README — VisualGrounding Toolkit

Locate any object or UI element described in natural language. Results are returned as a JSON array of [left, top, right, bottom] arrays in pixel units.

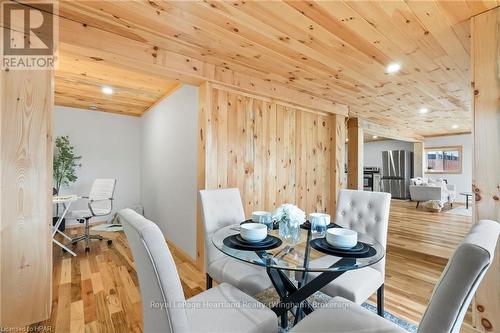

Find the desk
[[53, 195, 79, 256]]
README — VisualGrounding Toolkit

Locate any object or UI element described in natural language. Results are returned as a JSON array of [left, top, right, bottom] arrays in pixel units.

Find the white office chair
[[68, 178, 116, 252], [199, 188, 273, 296], [297, 189, 391, 316], [119, 208, 278, 333], [291, 220, 500, 333]]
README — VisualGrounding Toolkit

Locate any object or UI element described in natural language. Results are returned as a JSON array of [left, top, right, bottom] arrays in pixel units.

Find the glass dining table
[[212, 223, 385, 328]]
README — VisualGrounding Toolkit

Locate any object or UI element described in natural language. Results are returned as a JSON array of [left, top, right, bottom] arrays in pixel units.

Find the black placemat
[[300, 221, 338, 230], [241, 219, 279, 230], [310, 238, 376, 258], [223, 234, 282, 251]]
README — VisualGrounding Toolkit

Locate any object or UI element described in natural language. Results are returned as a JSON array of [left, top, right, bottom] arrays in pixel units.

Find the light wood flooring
[[31, 200, 476, 333]]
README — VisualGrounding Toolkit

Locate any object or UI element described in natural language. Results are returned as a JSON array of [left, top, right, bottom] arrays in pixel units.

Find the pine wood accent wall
[[196, 83, 345, 268], [471, 7, 500, 333], [0, 69, 53, 326], [202, 85, 343, 216]]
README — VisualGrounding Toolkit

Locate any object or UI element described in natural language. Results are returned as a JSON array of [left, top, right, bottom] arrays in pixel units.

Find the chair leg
[[377, 284, 384, 317], [206, 273, 213, 290], [70, 217, 110, 252], [84, 218, 90, 252], [416, 201, 420, 208]]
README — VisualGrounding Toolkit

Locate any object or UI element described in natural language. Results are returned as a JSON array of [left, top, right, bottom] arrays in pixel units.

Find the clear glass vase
[[279, 218, 300, 244]]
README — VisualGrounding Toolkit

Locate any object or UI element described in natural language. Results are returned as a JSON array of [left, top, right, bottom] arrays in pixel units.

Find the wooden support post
[[329, 115, 346, 213], [0, 68, 54, 326], [347, 118, 363, 190], [471, 7, 500, 333], [196, 82, 212, 271], [413, 142, 425, 178]]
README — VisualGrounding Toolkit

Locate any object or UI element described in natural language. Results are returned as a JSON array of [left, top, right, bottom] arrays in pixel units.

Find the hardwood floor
[[32, 200, 475, 333]]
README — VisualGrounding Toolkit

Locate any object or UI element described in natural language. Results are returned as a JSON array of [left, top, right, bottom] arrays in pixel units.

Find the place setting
[[310, 228, 377, 258], [224, 211, 282, 251], [222, 204, 377, 260]]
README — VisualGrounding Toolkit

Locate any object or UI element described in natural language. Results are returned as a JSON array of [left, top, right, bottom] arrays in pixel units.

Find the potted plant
[[53, 136, 81, 231]]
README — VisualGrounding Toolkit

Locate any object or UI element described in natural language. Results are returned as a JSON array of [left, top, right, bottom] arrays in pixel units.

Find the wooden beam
[[57, 16, 348, 116], [0, 68, 53, 326], [347, 118, 363, 190], [471, 7, 500, 333], [196, 82, 211, 271], [413, 142, 425, 177], [359, 119, 424, 142], [330, 115, 347, 210]]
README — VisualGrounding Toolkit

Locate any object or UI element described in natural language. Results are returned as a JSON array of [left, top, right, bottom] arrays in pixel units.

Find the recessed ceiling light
[[89, 104, 98, 110], [386, 62, 401, 74], [345, 138, 349, 143], [451, 124, 459, 129], [419, 107, 429, 114], [101, 86, 114, 95], [372, 135, 378, 139]]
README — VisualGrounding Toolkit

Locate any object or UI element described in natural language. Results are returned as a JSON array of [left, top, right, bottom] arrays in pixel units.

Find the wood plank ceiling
[[56, 51, 180, 116], [54, 0, 498, 134]]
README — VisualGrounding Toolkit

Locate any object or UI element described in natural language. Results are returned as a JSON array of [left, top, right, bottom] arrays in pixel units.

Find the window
[[425, 146, 462, 174]]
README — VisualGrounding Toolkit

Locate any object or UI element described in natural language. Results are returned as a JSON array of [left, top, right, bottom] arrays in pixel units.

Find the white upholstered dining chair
[[297, 189, 391, 315], [119, 209, 278, 333], [291, 219, 500, 333], [199, 188, 273, 295]]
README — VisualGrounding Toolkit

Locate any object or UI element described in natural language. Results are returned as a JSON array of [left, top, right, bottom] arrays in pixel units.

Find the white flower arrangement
[[272, 203, 306, 226]]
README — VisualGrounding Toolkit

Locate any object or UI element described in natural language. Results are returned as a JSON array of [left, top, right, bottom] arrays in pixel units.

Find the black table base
[[256, 240, 355, 329]]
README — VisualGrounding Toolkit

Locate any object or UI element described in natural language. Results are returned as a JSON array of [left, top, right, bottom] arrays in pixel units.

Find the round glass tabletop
[[212, 224, 385, 272]]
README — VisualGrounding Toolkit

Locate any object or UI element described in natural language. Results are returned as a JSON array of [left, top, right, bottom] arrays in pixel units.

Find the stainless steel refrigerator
[[381, 150, 413, 199]]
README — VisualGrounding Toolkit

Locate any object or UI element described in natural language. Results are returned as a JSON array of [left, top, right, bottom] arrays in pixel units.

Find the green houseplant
[[53, 136, 81, 230], [54, 136, 81, 195]]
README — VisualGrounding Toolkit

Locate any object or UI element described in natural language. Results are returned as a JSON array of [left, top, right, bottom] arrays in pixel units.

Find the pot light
[[419, 107, 429, 114], [386, 62, 401, 74], [345, 138, 349, 143], [89, 104, 98, 110], [372, 135, 378, 139], [451, 124, 459, 129], [102, 86, 114, 95]]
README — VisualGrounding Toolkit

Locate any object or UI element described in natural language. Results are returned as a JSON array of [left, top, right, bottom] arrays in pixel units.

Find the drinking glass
[[311, 216, 327, 238], [288, 221, 301, 244], [258, 214, 273, 231]]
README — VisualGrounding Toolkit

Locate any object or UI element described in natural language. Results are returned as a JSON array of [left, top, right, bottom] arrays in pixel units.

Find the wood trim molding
[[423, 131, 472, 138], [471, 7, 500, 332], [359, 119, 424, 142]]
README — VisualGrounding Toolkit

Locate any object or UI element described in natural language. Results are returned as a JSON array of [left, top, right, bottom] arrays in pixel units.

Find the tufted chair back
[[335, 189, 391, 276], [120, 209, 189, 333], [199, 188, 246, 268]]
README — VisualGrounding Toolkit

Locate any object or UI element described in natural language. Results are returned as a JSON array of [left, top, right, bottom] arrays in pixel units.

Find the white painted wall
[[364, 139, 414, 169], [54, 106, 142, 225], [424, 134, 472, 202], [141, 85, 199, 259]]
